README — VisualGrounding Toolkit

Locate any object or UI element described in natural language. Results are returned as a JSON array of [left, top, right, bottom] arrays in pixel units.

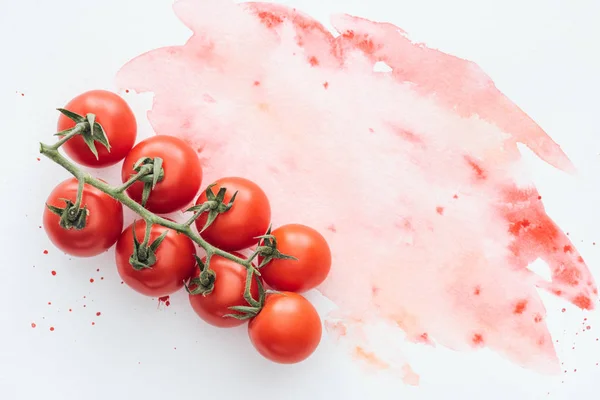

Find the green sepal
[[197, 184, 239, 233], [131, 157, 164, 206], [184, 256, 217, 296], [54, 127, 74, 137], [57, 108, 85, 123], [128, 220, 166, 271], [45, 199, 88, 230]]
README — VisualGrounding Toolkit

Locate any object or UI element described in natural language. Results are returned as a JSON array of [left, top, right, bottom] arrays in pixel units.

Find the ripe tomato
[[188, 254, 260, 328], [248, 292, 322, 364], [115, 220, 197, 297], [194, 177, 270, 251], [121, 135, 203, 214], [43, 177, 123, 257], [57, 90, 137, 168], [260, 224, 331, 292]]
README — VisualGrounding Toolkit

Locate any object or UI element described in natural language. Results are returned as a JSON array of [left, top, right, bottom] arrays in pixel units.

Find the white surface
[[1, 0, 599, 399]]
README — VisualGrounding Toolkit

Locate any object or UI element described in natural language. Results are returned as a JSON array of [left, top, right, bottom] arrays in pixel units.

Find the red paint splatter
[[43, 250, 48, 255], [47, 302, 51, 305], [92, 322, 95, 326], [158, 296, 171, 307], [323, 81, 329, 89], [96, 312, 101, 316], [116, 0, 597, 379], [49, 327, 54, 332], [586, 326, 591, 330], [51, 270, 56, 276], [89, 278, 94, 283], [36, 157, 40, 161], [562, 308, 566, 313], [435, 207, 444, 215], [69, 309, 72, 312], [31, 323, 36, 328]]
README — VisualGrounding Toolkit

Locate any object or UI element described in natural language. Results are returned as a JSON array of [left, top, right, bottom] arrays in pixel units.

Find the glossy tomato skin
[[194, 177, 270, 251], [121, 135, 203, 214], [43, 177, 123, 257], [260, 224, 331, 293], [248, 292, 322, 364], [189, 254, 260, 328], [57, 90, 137, 168], [115, 220, 197, 297]]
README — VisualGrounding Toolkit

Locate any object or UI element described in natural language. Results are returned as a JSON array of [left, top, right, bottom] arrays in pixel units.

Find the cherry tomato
[[188, 254, 260, 328], [248, 292, 322, 364], [260, 224, 331, 292], [57, 90, 137, 168], [43, 177, 123, 257], [115, 220, 197, 297], [194, 177, 270, 251], [121, 135, 203, 214]]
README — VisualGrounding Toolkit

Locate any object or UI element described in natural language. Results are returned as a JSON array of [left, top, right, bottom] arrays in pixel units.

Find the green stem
[[51, 124, 86, 150], [141, 219, 153, 248], [73, 177, 85, 209], [184, 203, 210, 226], [115, 166, 152, 193]]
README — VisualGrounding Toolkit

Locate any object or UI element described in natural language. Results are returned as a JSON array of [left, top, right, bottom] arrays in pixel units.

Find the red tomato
[[188, 254, 260, 328], [57, 90, 137, 168], [121, 135, 203, 214], [194, 177, 271, 251], [115, 220, 197, 297], [260, 224, 331, 292], [43, 177, 123, 257], [248, 292, 322, 364]]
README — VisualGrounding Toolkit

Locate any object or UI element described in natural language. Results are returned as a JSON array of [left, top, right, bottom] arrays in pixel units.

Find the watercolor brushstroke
[[116, 0, 597, 380]]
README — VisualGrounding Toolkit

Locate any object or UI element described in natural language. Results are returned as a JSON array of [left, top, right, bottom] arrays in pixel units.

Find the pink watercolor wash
[[116, 0, 597, 383]]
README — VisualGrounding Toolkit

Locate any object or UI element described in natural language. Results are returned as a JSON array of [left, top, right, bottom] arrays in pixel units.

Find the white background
[[1, 0, 599, 399]]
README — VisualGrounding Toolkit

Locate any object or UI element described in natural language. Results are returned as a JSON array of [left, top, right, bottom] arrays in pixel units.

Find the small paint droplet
[[573, 369, 577, 372], [69, 309, 72, 312], [92, 322, 95, 326], [586, 326, 591, 330], [83, 305, 86, 308], [96, 269, 100, 272], [36, 157, 40, 161], [121, 281, 124, 284], [323, 82, 329, 89], [96, 312, 101, 316], [101, 277, 104, 280], [561, 308, 566, 313], [90, 278, 94, 283], [253, 81, 260, 86], [31, 323, 36, 328], [51, 270, 56, 276], [158, 296, 170, 307], [43, 250, 48, 255], [47, 302, 51, 305], [436, 206, 444, 215], [49, 327, 55, 332], [125, 89, 130, 93]]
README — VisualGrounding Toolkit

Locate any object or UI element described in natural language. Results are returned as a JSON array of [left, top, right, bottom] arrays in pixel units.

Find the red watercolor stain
[[116, 0, 597, 380], [49, 327, 54, 332], [31, 323, 36, 328], [51, 270, 56, 276], [43, 250, 48, 255]]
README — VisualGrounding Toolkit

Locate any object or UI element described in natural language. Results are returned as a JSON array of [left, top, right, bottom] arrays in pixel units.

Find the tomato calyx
[[55, 108, 111, 160], [185, 254, 217, 296], [128, 220, 169, 270], [186, 183, 238, 232], [46, 198, 89, 230], [254, 226, 298, 268], [130, 157, 165, 207]]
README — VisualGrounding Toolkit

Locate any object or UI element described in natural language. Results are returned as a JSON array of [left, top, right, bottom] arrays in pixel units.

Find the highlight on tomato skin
[[248, 292, 322, 364], [188, 254, 260, 328], [57, 90, 137, 168], [121, 135, 203, 214], [259, 223, 332, 293], [115, 220, 197, 297], [194, 176, 271, 251], [43, 177, 124, 257]]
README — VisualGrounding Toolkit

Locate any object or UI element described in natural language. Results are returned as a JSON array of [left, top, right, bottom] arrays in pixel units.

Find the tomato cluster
[[41, 90, 332, 364]]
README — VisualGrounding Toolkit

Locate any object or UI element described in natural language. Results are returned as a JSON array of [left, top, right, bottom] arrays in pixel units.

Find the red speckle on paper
[[89, 278, 94, 283], [49, 327, 54, 332], [36, 157, 40, 161], [92, 322, 95, 326], [101, 277, 104, 280], [562, 308, 566, 313], [158, 296, 171, 307], [96, 269, 100, 272], [116, 0, 598, 381], [96, 312, 101, 316], [47, 302, 51, 305], [69, 309, 72, 312], [586, 326, 591, 330], [43, 250, 48, 255], [51, 270, 56, 276], [31, 323, 36, 328]]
